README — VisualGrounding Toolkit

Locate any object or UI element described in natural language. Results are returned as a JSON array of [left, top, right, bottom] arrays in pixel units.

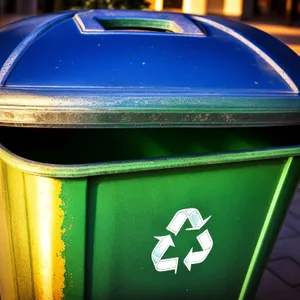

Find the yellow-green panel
[[0, 164, 87, 300]]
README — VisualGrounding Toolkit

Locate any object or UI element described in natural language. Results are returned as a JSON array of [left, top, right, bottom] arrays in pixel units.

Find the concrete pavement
[[256, 187, 300, 299]]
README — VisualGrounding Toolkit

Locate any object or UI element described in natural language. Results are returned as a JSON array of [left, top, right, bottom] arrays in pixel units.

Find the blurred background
[[1, 0, 300, 55], [0, 0, 300, 24]]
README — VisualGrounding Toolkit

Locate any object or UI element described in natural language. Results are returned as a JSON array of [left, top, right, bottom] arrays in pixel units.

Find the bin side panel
[[0, 163, 87, 300], [85, 158, 294, 299], [0, 161, 17, 300], [1, 164, 35, 300]]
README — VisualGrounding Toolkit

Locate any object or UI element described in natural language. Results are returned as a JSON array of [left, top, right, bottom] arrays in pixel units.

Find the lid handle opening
[[97, 18, 182, 33], [74, 10, 205, 36]]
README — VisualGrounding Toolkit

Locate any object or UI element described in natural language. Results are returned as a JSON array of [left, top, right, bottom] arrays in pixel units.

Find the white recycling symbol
[[151, 208, 213, 274]]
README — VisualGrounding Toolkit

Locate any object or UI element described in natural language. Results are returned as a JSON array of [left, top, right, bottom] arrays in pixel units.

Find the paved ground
[[0, 13, 300, 300], [256, 188, 300, 300]]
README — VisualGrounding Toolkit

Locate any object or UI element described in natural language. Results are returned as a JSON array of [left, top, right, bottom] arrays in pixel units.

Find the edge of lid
[[1, 88, 300, 128]]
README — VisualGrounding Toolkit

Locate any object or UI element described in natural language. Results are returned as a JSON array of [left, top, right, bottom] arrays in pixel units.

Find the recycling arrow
[[166, 208, 211, 236], [151, 235, 179, 274], [184, 229, 213, 271], [151, 208, 213, 273]]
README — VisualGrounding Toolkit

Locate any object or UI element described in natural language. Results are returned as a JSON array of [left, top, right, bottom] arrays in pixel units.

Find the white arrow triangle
[[151, 235, 179, 274], [166, 208, 211, 236], [184, 229, 213, 271]]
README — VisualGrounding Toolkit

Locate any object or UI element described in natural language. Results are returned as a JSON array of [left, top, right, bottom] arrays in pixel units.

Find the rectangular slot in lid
[[74, 10, 205, 35]]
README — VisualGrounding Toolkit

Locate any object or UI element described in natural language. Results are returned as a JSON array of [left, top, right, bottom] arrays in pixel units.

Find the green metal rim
[[1, 111, 300, 128], [1, 142, 300, 178], [1, 89, 300, 127]]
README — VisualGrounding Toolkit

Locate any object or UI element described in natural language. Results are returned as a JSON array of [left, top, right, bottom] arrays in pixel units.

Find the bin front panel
[[81, 158, 293, 300]]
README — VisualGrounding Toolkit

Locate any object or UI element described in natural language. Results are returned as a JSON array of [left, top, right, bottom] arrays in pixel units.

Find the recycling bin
[[1, 9, 300, 300]]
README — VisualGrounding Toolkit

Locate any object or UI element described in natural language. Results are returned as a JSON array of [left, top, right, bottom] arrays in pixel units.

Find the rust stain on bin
[[25, 176, 66, 300]]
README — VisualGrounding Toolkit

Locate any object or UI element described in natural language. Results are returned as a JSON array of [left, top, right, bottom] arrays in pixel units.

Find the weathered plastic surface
[[1, 127, 300, 300], [1, 10, 300, 127]]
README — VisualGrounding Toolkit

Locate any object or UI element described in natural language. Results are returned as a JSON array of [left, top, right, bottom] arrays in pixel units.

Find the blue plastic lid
[[0, 10, 300, 127]]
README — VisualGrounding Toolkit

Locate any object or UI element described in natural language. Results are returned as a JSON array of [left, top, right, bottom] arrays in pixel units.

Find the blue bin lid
[[0, 10, 300, 127]]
